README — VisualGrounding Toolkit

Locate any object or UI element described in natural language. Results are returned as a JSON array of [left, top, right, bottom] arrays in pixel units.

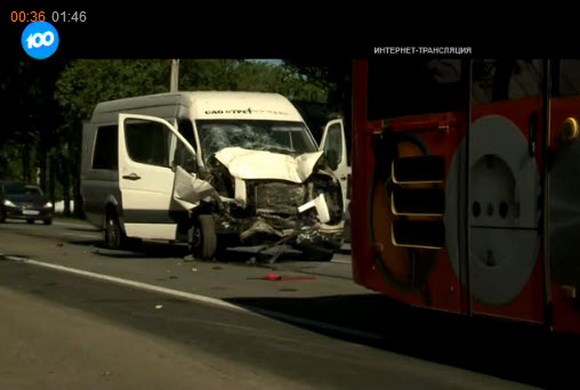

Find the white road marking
[[4, 255, 242, 311], [2, 254, 383, 342]]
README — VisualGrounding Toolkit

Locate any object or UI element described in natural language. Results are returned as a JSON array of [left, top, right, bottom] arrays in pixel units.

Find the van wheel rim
[[190, 227, 201, 249], [106, 218, 119, 248]]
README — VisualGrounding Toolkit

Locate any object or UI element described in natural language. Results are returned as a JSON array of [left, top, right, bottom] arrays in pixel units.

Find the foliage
[[54, 59, 328, 124], [0, 59, 66, 182], [282, 59, 351, 115], [55, 59, 171, 123]]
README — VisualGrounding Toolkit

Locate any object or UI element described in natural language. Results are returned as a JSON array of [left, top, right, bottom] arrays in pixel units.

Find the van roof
[[92, 91, 305, 122]]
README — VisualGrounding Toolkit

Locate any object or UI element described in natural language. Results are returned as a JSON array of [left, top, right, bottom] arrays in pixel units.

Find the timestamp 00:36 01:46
[[9, 10, 87, 23]]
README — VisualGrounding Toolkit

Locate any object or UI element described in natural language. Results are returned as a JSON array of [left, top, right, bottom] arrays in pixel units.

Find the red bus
[[350, 58, 580, 335]]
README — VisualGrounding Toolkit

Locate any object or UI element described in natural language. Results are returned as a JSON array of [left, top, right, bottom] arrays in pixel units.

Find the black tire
[[0, 211, 5, 223], [104, 212, 125, 249], [26, 219, 35, 224], [190, 214, 217, 260], [43, 218, 53, 225], [302, 244, 335, 262]]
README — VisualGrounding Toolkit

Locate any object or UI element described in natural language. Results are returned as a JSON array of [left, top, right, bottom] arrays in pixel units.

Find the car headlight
[[44, 202, 53, 208], [3, 199, 15, 207]]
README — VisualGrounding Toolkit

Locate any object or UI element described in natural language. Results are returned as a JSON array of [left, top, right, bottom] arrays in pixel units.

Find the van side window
[[92, 125, 118, 169], [125, 120, 175, 168]]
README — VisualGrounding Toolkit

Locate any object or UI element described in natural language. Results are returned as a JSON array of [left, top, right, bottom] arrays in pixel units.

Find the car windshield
[[4, 183, 42, 195], [196, 120, 318, 162]]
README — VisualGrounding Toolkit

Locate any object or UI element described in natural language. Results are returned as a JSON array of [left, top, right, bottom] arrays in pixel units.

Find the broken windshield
[[196, 120, 317, 162]]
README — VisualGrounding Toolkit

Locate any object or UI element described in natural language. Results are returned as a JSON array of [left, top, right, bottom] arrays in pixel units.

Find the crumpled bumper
[[235, 215, 344, 251]]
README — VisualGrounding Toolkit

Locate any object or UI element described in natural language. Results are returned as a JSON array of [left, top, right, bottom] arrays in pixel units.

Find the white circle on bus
[[444, 115, 540, 305]]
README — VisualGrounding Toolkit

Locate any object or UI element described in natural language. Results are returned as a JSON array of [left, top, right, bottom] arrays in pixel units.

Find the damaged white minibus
[[80, 91, 348, 260]]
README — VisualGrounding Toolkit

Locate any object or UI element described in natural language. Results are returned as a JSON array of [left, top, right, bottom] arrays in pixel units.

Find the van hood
[[213, 147, 324, 183]]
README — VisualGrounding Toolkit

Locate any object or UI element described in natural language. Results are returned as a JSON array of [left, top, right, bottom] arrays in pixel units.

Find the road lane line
[[3, 255, 385, 342], [4, 255, 243, 311]]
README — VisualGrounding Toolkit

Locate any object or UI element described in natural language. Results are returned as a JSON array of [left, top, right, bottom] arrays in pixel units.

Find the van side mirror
[[183, 154, 197, 173]]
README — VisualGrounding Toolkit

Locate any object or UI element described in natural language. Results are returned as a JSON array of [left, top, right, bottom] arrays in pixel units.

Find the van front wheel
[[189, 214, 217, 260]]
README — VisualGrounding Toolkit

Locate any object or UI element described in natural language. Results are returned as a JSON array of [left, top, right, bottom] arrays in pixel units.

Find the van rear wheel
[[104, 213, 125, 249]]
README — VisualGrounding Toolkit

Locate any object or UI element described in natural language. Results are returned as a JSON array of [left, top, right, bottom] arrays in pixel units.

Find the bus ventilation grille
[[390, 155, 445, 249]]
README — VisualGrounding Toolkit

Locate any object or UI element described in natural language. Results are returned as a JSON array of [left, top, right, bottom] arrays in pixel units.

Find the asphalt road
[[0, 219, 572, 388]]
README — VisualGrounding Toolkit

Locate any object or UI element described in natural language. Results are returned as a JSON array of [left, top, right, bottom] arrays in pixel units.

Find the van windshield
[[196, 120, 317, 161]]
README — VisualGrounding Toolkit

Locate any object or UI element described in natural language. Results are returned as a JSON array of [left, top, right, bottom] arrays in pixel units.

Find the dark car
[[0, 181, 53, 225]]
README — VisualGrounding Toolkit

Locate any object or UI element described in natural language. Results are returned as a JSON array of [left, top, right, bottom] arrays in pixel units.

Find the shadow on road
[[225, 294, 573, 389], [66, 239, 329, 264]]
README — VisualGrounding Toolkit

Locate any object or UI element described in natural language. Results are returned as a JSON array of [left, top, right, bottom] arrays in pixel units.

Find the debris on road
[[249, 272, 318, 282], [155, 304, 163, 309], [183, 254, 195, 262]]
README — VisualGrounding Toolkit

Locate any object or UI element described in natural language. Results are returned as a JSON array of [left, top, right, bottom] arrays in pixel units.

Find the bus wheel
[[189, 214, 217, 260], [104, 212, 125, 249]]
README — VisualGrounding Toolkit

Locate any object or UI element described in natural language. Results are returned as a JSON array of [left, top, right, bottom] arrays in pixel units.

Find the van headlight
[[3, 199, 15, 207], [44, 201, 53, 208]]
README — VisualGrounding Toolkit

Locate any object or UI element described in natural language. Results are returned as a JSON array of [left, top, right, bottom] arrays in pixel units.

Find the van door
[[320, 119, 350, 210], [118, 113, 196, 240]]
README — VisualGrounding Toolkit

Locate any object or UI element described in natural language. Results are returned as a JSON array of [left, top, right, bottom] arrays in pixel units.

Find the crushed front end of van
[[173, 146, 345, 261]]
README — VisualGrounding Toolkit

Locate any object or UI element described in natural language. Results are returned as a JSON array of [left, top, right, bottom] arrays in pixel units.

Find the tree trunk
[[62, 157, 71, 216], [22, 145, 30, 182], [49, 154, 56, 210], [38, 145, 47, 189], [73, 162, 84, 219], [72, 123, 84, 219]]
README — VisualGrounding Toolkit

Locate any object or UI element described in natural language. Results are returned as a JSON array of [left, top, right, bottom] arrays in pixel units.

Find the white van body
[[81, 91, 348, 260]]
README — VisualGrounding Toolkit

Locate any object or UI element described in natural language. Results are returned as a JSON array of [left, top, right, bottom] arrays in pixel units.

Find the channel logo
[[21, 21, 60, 60]]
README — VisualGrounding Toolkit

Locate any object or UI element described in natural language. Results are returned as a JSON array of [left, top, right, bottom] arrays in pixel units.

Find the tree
[[55, 59, 329, 125], [0, 59, 66, 190], [282, 59, 352, 147], [283, 59, 352, 114]]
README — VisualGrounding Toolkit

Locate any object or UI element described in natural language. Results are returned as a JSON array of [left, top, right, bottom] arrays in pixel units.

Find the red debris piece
[[264, 272, 316, 281], [266, 272, 282, 281]]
